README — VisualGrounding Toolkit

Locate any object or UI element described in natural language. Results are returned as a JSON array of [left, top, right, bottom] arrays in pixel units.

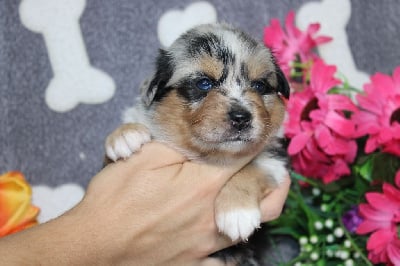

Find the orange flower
[[0, 171, 39, 236]]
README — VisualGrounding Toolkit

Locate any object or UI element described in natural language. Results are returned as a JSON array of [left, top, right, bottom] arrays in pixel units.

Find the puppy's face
[[143, 24, 289, 162]]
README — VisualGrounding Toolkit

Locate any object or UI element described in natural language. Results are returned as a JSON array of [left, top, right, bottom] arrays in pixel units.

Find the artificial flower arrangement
[[0, 171, 39, 237], [263, 11, 400, 266]]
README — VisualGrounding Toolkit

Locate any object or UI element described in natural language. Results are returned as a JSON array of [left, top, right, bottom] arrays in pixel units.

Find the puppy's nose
[[228, 108, 252, 131]]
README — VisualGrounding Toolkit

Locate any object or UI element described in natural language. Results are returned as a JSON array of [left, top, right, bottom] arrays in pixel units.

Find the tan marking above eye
[[247, 49, 276, 81], [197, 55, 224, 80]]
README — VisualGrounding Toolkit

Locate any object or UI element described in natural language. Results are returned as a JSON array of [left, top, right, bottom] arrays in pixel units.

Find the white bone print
[[32, 184, 84, 223], [158, 1, 217, 48], [297, 0, 369, 90], [19, 0, 116, 112]]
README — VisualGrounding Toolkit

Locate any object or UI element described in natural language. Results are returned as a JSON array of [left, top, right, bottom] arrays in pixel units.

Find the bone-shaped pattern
[[32, 184, 84, 223], [19, 0, 116, 112], [297, 0, 369, 90], [19, 0, 86, 32], [157, 1, 217, 47]]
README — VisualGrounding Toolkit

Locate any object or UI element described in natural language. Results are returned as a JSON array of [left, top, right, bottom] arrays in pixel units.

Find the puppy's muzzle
[[228, 107, 252, 131]]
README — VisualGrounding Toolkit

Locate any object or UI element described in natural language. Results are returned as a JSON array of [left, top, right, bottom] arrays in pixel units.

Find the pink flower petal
[[314, 36, 333, 44], [367, 228, 394, 250], [357, 220, 388, 234], [326, 94, 358, 112], [355, 67, 400, 155], [366, 193, 399, 212], [284, 11, 298, 39], [323, 111, 355, 138], [287, 131, 311, 155], [387, 240, 400, 265], [370, 73, 396, 98], [359, 203, 392, 222], [365, 137, 379, 153], [310, 60, 341, 93], [306, 23, 320, 35], [383, 141, 400, 157], [396, 170, 400, 188], [322, 171, 337, 184], [324, 136, 354, 156], [264, 19, 284, 48], [344, 140, 358, 162], [357, 93, 384, 114], [393, 66, 400, 85], [383, 183, 400, 203], [314, 124, 332, 150], [306, 138, 330, 162], [353, 110, 380, 136], [333, 158, 351, 175], [378, 129, 393, 143]]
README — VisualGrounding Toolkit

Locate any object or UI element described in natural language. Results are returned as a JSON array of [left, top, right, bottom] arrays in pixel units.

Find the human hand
[[260, 175, 291, 222], [0, 142, 290, 266], [69, 142, 256, 266], [71, 142, 291, 266]]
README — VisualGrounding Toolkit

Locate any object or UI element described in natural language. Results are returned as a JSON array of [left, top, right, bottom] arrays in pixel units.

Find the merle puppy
[[105, 23, 290, 265]]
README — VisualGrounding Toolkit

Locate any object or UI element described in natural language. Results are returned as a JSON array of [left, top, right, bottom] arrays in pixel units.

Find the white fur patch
[[158, 1, 217, 47], [276, 124, 286, 138], [122, 101, 148, 124], [216, 208, 261, 241], [254, 155, 287, 184], [106, 129, 151, 161], [19, 0, 116, 112]]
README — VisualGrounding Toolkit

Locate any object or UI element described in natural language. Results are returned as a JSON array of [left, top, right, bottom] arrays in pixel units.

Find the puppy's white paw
[[216, 208, 261, 241], [105, 123, 151, 161]]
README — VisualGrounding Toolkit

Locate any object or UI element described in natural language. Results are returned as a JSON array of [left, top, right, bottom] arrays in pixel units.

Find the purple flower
[[342, 206, 363, 233]]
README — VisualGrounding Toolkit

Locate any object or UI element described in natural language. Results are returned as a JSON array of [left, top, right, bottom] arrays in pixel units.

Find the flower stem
[[291, 171, 319, 187], [338, 216, 373, 266]]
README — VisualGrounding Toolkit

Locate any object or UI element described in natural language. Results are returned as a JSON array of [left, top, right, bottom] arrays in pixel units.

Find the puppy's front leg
[[215, 164, 275, 241], [105, 123, 151, 162]]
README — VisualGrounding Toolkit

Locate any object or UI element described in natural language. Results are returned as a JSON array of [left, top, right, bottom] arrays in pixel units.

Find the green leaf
[[354, 174, 369, 195], [370, 153, 400, 183], [353, 155, 373, 181]]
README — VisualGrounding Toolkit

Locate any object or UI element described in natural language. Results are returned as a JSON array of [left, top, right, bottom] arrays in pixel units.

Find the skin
[[0, 142, 290, 266]]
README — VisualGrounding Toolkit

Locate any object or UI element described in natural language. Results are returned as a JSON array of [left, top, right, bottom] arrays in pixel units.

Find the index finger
[[260, 175, 291, 222], [124, 142, 187, 170]]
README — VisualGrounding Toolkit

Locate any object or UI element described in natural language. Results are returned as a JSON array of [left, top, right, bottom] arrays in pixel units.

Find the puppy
[[105, 23, 290, 264]]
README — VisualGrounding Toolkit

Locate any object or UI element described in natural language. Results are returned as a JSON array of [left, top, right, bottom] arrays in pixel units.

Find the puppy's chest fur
[[106, 23, 290, 266]]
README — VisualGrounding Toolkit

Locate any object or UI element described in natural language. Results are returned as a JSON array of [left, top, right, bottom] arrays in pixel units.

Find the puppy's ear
[[141, 49, 174, 106], [275, 66, 290, 99], [140, 77, 155, 106]]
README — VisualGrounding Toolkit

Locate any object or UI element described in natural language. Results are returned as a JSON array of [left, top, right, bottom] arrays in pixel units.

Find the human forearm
[[0, 208, 115, 266]]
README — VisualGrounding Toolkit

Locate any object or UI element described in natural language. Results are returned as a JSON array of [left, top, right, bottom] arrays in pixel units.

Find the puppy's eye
[[251, 80, 273, 94], [196, 78, 213, 91]]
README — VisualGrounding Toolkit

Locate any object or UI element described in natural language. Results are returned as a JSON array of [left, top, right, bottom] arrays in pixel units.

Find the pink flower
[[365, 228, 400, 266], [264, 11, 332, 77], [285, 60, 358, 183], [353, 66, 400, 156], [356, 170, 400, 265]]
